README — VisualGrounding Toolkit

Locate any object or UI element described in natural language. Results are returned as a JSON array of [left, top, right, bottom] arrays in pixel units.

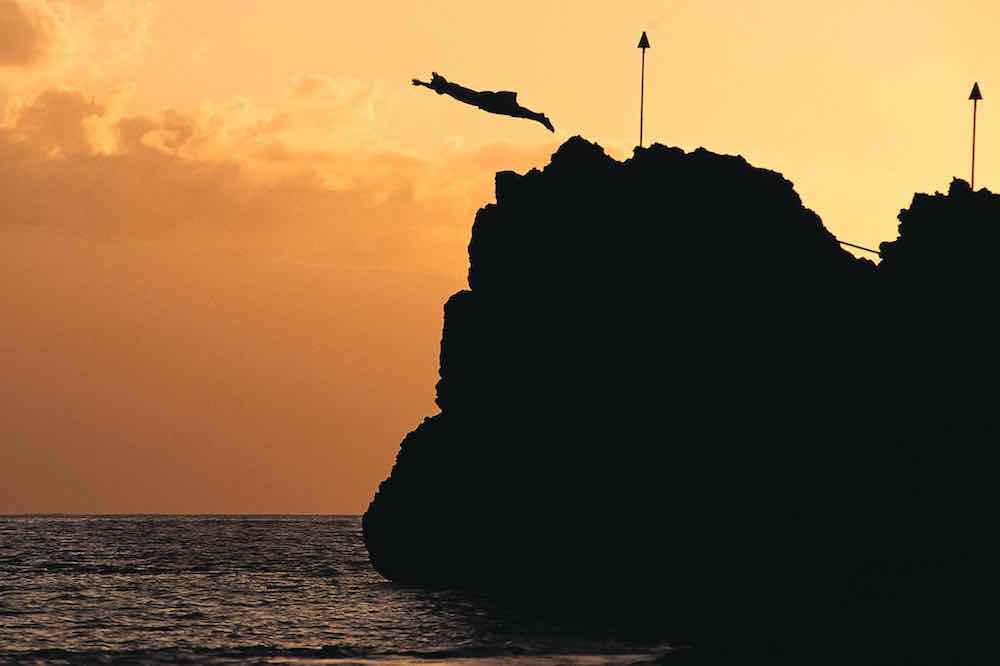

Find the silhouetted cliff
[[363, 138, 997, 662]]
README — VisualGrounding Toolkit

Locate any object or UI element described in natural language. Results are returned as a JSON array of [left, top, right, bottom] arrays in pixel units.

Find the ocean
[[0, 516, 671, 664]]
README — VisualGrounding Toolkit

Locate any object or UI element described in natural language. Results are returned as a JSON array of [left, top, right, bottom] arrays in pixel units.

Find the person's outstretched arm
[[413, 72, 450, 92]]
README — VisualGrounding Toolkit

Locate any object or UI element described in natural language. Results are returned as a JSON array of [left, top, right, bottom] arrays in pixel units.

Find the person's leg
[[523, 109, 555, 132]]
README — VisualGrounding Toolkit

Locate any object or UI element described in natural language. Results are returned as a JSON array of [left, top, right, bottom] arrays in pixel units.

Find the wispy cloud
[[0, 0, 71, 67]]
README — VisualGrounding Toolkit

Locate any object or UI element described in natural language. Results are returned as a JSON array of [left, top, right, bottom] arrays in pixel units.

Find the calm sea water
[[0, 516, 671, 665]]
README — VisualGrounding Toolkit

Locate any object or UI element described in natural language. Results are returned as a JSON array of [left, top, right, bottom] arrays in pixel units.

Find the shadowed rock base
[[364, 137, 997, 664]]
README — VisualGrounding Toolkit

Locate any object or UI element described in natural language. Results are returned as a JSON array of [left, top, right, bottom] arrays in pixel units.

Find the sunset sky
[[1, 0, 995, 513]]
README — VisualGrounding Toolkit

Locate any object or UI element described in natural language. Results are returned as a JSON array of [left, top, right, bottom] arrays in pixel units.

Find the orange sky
[[1, 0, 996, 512]]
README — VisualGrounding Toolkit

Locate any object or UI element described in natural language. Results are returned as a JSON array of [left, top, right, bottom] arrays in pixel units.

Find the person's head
[[431, 72, 445, 86]]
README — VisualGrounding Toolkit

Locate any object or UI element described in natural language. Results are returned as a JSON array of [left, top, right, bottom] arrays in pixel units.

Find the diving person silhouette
[[412, 72, 555, 132]]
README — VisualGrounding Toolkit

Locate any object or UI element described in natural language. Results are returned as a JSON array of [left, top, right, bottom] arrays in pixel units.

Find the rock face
[[363, 138, 997, 655]]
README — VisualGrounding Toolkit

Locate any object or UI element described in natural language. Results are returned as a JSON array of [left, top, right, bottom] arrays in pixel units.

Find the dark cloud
[[0, 0, 64, 67]]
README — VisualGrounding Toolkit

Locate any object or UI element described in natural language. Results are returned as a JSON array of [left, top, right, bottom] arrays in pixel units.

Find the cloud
[[0, 81, 555, 276], [0, 44, 556, 515], [0, 0, 155, 99], [2, 86, 104, 155], [0, 0, 69, 67]]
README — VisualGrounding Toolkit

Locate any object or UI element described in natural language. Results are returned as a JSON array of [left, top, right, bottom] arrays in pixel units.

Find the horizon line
[[0, 513, 363, 517]]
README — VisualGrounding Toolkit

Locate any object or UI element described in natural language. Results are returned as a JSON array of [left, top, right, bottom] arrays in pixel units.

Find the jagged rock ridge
[[362, 137, 997, 660]]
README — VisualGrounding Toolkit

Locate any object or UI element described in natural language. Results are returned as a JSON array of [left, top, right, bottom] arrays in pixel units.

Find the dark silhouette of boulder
[[363, 138, 997, 662]]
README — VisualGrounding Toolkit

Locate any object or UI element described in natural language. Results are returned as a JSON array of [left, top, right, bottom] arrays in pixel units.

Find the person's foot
[[539, 114, 555, 132]]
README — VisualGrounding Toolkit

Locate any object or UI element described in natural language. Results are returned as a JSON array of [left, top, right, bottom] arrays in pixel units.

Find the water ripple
[[0, 516, 669, 664]]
